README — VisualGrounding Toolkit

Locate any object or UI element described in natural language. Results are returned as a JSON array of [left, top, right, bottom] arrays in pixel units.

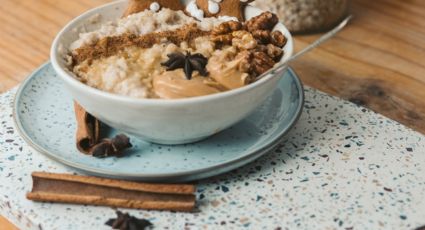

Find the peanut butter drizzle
[[72, 23, 210, 65], [152, 48, 252, 99], [153, 70, 222, 99], [207, 49, 251, 90]]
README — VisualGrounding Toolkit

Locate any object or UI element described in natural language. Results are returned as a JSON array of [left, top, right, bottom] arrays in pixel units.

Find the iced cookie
[[123, 0, 185, 17], [195, 0, 254, 21]]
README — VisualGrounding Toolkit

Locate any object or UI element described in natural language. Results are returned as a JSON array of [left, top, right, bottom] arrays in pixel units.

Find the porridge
[[67, 2, 287, 99]]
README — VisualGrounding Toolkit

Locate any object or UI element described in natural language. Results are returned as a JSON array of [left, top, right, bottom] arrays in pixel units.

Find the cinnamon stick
[[74, 103, 132, 157], [74, 102, 100, 154], [26, 172, 196, 212]]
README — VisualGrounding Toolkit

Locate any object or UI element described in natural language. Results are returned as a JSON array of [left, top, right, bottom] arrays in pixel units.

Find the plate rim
[[13, 62, 304, 180]]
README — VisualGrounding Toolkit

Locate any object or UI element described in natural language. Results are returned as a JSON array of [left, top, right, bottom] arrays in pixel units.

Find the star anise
[[161, 52, 208, 80], [105, 211, 153, 230], [90, 134, 132, 158]]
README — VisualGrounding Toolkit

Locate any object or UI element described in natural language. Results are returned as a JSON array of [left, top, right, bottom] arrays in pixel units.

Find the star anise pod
[[161, 51, 208, 80], [105, 211, 153, 230], [90, 134, 132, 158]]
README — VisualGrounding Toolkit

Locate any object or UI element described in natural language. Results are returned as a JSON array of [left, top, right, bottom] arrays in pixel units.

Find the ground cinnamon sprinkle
[[72, 23, 210, 65]]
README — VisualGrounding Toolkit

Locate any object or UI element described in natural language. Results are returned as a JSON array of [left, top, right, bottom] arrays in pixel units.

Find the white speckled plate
[[13, 62, 304, 182]]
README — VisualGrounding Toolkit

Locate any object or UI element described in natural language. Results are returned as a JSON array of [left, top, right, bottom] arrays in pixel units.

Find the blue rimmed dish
[[14, 62, 303, 182]]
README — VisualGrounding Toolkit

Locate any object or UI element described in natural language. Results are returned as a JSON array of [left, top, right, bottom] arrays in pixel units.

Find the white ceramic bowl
[[51, 0, 294, 144]]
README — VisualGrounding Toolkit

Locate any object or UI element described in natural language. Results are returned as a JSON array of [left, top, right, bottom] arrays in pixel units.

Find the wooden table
[[0, 0, 424, 228]]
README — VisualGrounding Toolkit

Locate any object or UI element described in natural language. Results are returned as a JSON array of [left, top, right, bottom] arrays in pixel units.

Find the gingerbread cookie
[[123, 0, 185, 17], [195, 0, 254, 21]]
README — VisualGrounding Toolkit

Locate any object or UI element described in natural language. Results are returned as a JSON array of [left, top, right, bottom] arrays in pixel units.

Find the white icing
[[186, 0, 204, 20], [208, 0, 220, 14], [218, 15, 239, 22], [149, 2, 160, 12], [240, 0, 249, 2]]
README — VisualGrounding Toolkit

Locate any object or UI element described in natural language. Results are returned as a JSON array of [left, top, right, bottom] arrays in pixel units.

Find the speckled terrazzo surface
[[1, 84, 425, 229]]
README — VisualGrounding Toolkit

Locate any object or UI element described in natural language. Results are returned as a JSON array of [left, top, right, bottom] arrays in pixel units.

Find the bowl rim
[[50, 0, 294, 106]]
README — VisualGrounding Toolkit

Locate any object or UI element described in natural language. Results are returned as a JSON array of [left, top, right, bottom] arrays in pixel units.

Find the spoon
[[255, 15, 353, 81]]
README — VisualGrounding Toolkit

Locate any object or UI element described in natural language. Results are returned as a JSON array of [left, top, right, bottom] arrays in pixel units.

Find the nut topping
[[270, 30, 287, 48], [252, 51, 275, 75], [212, 21, 243, 35], [232, 30, 258, 50], [235, 51, 254, 73], [252, 30, 271, 44], [265, 44, 284, 61], [211, 34, 233, 46], [246, 12, 279, 32]]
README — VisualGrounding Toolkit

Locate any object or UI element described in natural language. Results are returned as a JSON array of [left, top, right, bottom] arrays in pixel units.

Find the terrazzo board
[[1, 85, 425, 229]]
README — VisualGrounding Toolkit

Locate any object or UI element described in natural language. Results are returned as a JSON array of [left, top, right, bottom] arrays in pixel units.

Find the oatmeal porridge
[[67, 4, 287, 99]]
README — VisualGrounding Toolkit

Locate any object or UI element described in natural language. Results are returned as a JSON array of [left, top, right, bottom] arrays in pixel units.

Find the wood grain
[[0, 216, 18, 230], [0, 0, 424, 227], [292, 0, 425, 132], [0, 0, 113, 92], [0, 1, 113, 229], [1, 0, 425, 133]]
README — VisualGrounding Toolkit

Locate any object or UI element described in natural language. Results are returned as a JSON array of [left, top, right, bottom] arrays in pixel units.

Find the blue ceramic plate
[[14, 62, 304, 182]]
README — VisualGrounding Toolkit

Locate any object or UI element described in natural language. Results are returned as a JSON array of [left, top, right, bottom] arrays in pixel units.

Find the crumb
[[88, 13, 102, 24]]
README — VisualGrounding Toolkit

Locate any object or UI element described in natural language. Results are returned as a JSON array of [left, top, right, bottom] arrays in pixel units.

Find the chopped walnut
[[255, 45, 268, 54], [212, 21, 243, 35], [235, 51, 253, 73], [228, 21, 244, 31], [211, 34, 233, 46], [209, 13, 286, 78], [252, 51, 275, 75], [232, 30, 257, 50], [252, 30, 271, 44], [270, 31, 287, 48], [246, 12, 279, 32], [266, 44, 284, 61], [254, 44, 282, 62]]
